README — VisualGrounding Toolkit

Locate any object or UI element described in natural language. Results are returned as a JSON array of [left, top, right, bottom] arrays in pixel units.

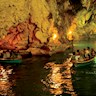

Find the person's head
[[87, 47, 90, 50], [77, 50, 80, 52], [73, 52, 75, 55], [83, 48, 86, 51]]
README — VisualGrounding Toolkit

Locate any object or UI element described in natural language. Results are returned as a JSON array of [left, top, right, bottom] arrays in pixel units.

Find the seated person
[[3, 50, 11, 59], [75, 50, 81, 62], [11, 50, 22, 59], [71, 50, 84, 62], [91, 48, 96, 57], [76, 50, 80, 55], [78, 56, 84, 62], [80, 49, 85, 58], [0, 50, 3, 58], [83, 47, 91, 60]]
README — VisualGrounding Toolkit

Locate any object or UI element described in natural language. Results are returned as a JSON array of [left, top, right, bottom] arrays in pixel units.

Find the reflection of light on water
[[0, 66, 15, 96], [0, 80, 15, 96], [42, 62, 77, 96], [49, 66, 64, 95]]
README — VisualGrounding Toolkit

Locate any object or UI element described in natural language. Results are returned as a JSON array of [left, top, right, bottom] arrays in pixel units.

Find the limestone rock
[[0, 0, 95, 55], [26, 48, 49, 55], [30, 0, 50, 33], [35, 30, 48, 43]]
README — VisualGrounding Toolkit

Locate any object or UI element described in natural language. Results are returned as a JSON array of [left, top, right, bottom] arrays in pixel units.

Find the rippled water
[[0, 40, 96, 96], [72, 67, 96, 96]]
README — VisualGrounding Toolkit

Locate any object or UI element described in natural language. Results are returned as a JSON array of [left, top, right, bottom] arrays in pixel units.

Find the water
[[72, 67, 96, 96], [0, 40, 96, 96], [73, 40, 96, 50]]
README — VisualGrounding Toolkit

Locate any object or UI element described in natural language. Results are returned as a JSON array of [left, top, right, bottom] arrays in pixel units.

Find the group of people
[[0, 50, 22, 59], [71, 47, 96, 62]]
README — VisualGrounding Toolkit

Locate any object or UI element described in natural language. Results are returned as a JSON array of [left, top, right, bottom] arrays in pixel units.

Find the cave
[[0, 0, 95, 56]]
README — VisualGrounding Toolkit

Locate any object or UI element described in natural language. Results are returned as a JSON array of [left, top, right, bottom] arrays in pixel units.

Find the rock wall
[[69, 0, 96, 40], [0, 0, 96, 55]]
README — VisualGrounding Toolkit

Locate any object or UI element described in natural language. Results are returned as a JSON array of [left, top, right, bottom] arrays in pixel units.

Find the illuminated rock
[[0, 0, 96, 55]]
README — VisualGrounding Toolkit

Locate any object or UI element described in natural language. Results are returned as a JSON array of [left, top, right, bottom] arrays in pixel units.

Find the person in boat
[[75, 50, 81, 61], [76, 50, 80, 55], [80, 49, 84, 56], [84, 47, 91, 60], [0, 50, 3, 58], [71, 50, 84, 62], [3, 50, 11, 59], [91, 48, 96, 57], [11, 50, 22, 59], [71, 52, 76, 62], [71, 52, 78, 62], [14, 50, 22, 59], [10, 50, 16, 59], [76, 50, 85, 62]]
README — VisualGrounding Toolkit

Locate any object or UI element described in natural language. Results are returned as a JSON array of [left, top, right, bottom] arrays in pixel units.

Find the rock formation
[[0, 0, 96, 55]]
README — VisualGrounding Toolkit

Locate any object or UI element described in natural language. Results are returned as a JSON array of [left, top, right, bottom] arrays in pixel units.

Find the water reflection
[[0, 80, 14, 96], [0, 65, 14, 96], [42, 59, 77, 96]]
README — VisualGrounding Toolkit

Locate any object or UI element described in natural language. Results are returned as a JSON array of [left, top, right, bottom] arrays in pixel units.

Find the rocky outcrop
[[70, 0, 96, 40], [0, 0, 96, 55]]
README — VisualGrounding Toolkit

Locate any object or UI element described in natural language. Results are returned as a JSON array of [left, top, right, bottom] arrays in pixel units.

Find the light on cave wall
[[48, 19, 60, 44], [50, 27, 60, 44], [52, 33, 57, 40], [67, 31, 73, 41], [52, 32, 60, 44]]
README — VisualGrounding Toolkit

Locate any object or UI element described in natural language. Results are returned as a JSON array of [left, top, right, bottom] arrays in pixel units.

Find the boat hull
[[74, 57, 96, 68], [0, 59, 22, 64]]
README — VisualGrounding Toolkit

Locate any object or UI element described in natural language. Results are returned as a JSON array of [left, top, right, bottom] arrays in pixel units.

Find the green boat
[[0, 59, 22, 64], [74, 56, 96, 68]]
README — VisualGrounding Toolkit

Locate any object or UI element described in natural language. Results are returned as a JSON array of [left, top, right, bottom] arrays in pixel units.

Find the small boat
[[73, 56, 96, 68], [0, 59, 22, 64]]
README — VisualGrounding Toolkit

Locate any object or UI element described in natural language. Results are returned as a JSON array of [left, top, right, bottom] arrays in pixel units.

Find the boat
[[0, 59, 22, 64], [73, 56, 96, 68]]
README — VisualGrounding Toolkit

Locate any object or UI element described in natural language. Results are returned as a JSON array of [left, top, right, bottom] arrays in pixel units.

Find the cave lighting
[[52, 33, 57, 40], [67, 31, 73, 41]]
